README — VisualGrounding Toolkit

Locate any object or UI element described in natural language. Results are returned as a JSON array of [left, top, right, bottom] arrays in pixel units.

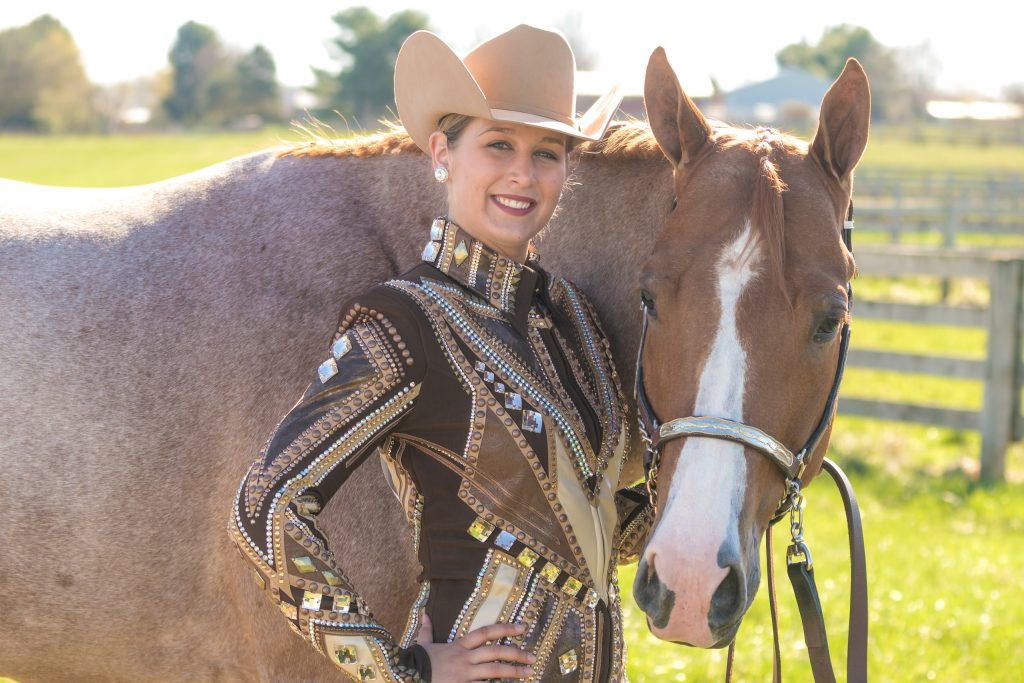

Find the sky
[[2, 1, 1017, 99]]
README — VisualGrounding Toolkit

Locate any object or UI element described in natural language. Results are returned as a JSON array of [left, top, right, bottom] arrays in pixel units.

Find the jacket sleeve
[[228, 291, 431, 682], [614, 484, 654, 565]]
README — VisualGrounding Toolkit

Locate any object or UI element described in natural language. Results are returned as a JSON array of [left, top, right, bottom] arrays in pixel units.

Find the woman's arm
[[228, 294, 430, 682]]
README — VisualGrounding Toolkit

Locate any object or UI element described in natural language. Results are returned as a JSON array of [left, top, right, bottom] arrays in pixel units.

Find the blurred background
[[1, 1, 1022, 681]]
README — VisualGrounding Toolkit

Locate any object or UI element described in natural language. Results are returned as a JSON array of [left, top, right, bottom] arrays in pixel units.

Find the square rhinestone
[[495, 530, 516, 551], [475, 361, 487, 372], [301, 591, 323, 610], [453, 240, 470, 265], [431, 218, 445, 241], [522, 410, 543, 433], [422, 241, 440, 262], [484, 371, 495, 383], [559, 648, 579, 675], [331, 334, 352, 360], [322, 571, 343, 587], [333, 593, 352, 613], [505, 392, 522, 410], [517, 547, 539, 567], [495, 382, 505, 394], [359, 665, 377, 680], [586, 589, 600, 608], [292, 556, 317, 574], [317, 358, 338, 383], [467, 517, 496, 542], [562, 576, 584, 597], [336, 645, 358, 665], [539, 563, 561, 583]]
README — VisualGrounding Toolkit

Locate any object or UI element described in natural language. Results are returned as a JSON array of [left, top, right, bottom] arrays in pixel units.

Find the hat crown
[[463, 25, 576, 126]]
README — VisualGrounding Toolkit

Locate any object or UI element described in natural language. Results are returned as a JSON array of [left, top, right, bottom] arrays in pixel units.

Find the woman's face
[[429, 117, 568, 262]]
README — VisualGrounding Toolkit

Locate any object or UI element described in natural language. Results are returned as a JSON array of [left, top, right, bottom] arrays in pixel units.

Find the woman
[[229, 25, 652, 682]]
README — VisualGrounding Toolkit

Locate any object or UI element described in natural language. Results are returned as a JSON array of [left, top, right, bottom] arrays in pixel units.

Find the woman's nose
[[507, 153, 535, 185]]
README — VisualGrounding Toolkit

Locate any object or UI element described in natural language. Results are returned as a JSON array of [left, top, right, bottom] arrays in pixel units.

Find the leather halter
[[634, 202, 867, 683]]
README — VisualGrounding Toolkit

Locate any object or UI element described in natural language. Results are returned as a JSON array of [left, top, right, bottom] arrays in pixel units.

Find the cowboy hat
[[394, 24, 622, 153]]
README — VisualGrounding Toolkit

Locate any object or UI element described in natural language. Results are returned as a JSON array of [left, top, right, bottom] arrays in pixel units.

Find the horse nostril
[[708, 564, 746, 631], [633, 556, 675, 629]]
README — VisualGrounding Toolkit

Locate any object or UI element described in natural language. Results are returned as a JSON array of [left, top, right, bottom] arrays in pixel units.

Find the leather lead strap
[[766, 526, 782, 683]]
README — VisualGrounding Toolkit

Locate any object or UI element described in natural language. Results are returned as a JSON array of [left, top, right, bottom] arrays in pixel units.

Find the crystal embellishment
[[302, 591, 323, 610], [562, 576, 584, 597], [586, 589, 600, 608], [332, 334, 352, 360], [318, 358, 338, 383], [336, 645, 358, 665], [522, 410, 543, 433], [540, 563, 561, 583], [292, 556, 317, 574], [359, 665, 377, 680], [322, 571, 343, 587], [453, 240, 470, 265], [484, 371, 495, 383], [517, 548, 539, 567], [495, 530, 516, 550], [422, 241, 440, 262], [559, 649, 579, 674], [495, 382, 505, 394], [467, 517, 496, 542], [333, 593, 352, 613], [431, 218, 445, 241], [505, 392, 522, 410], [475, 361, 487, 372]]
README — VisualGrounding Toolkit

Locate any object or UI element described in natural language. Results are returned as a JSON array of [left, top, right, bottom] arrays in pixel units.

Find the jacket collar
[[421, 217, 541, 335]]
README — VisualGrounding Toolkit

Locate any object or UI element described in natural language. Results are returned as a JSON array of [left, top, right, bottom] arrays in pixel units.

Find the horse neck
[[542, 154, 672, 385]]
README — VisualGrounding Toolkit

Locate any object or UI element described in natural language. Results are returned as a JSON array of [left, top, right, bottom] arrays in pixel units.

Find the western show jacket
[[229, 219, 652, 681]]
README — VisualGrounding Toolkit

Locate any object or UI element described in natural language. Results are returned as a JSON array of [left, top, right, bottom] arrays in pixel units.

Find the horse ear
[[644, 47, 711, 168], [811, 58, 871, 181]]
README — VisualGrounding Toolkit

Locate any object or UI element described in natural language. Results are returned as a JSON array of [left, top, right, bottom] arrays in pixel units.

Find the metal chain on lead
[[785, 479, 813, 570]]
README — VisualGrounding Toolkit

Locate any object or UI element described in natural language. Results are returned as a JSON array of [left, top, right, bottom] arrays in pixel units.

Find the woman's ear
[[428, 131, 450, 172]]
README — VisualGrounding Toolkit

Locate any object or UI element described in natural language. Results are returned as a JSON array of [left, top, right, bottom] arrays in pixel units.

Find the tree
[[312, 6, 429, 126], [163, 23, 281, 127], [234, 45, 282, 123], [163, 21, 227, 125], [776, 24, 932, 122], [0, 14, 96, 132]]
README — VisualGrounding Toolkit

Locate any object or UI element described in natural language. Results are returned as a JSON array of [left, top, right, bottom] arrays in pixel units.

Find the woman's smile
[[491, 194, 536, 215]]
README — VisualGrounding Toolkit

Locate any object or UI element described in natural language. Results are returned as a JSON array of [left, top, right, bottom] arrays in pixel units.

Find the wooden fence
[[854, 171, 1024, 248], [842, 245, 1023, 483]]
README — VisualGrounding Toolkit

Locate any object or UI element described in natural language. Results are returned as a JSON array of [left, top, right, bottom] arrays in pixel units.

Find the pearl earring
[[434, 167, 449, 183]]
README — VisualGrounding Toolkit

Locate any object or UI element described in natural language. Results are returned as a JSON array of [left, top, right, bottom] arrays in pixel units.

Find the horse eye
[[641, 289, 657, 318], [813, 316, 842, 342]]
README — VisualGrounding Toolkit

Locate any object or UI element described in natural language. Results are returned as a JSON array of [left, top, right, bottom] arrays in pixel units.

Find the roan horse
[[0, 49, 868, 681]]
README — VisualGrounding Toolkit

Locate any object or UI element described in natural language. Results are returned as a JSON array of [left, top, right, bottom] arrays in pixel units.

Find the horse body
[[0, 137, 667, 681]]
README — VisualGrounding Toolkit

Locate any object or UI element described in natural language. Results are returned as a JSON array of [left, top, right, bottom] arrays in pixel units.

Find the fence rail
[[843, 245, 1023, 483]]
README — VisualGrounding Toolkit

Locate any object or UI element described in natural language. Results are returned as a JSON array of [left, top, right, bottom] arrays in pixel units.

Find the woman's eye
[[488, 140, 512, 150], [536, 150, 560, 161]]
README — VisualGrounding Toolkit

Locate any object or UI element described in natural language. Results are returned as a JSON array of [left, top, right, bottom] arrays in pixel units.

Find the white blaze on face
[[645, 221, 761, 644]]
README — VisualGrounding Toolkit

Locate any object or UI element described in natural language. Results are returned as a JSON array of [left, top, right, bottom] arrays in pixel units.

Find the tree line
[[2, 10, 1011, 134]]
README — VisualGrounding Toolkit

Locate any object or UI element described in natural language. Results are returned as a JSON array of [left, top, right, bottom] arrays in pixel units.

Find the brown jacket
[[229, 219, 652, 681]]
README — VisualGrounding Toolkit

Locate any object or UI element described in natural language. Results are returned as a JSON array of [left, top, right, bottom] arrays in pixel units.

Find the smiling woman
[[225, 24, 652, 683]]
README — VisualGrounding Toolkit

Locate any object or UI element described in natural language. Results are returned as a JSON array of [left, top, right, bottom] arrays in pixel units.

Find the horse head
[[632, 48, 870, 648]]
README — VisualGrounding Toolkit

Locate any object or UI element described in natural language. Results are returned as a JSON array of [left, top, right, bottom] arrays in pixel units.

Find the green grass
[[2, 130, 1022, 682]]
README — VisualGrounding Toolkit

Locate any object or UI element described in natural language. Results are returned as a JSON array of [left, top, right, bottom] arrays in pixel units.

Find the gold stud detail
[[453, 240, 470, 265], [292, 556, 317, 574], [559, 648, 579, 674], [517, 547, 539, 567], [467, 517, 496, 542]]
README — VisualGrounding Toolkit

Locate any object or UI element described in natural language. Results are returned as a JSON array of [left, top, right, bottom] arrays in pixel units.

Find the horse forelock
[[716, 126, 802, 304]]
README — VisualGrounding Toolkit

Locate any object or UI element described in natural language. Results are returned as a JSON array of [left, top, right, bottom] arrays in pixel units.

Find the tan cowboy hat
[[394, 24, 622, 153]]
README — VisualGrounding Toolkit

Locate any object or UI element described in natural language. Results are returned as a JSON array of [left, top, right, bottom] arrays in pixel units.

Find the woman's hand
[[416, 613, 537, 681]]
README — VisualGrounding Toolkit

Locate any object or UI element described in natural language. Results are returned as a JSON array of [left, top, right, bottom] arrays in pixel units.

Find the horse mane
[[278, 119, 665, 162]]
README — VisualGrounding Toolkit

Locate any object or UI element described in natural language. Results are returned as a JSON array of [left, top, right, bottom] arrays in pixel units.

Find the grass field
[[2, 129, 1023, 682]]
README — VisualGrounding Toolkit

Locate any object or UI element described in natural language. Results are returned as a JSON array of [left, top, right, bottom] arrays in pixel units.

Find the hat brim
[[395, 30, 621, 153]]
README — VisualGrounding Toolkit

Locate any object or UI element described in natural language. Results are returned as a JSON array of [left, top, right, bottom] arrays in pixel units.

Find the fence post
[[980, 258, 1023, 484]]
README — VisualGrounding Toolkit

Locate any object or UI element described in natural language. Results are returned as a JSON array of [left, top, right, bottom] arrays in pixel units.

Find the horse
[[0, 48, 868, 681]]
